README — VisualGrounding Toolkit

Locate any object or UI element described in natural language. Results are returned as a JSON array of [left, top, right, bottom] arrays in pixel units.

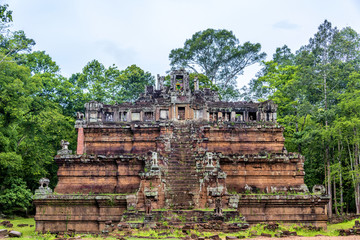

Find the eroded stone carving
[[312, 184, 326, 195], [289, 184, 309, 193], [126, 195, 136, 211], [35, 178, 52, 195], [214, 197, 223, 217], [228, 195, 239, 209], [57, 140, 72, 155], [76, 112, 84, 120], [151, 152, 159, 170], [244, 184, 253, 193], [145, 198, 152, 215]]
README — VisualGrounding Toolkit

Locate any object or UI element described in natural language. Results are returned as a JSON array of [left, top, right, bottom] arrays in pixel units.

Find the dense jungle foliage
[[1, 4, 360, 218]]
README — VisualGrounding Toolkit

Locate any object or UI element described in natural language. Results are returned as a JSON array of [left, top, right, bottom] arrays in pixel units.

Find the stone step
[[166, 178, 198, 181], [166, 171, 198, 174], [167, 166, 196, 169], [166, 175, 198, 178], [166, 182, 198, 185], [166, 167, 197, 170], [167, 158, 196, 160], [165, 127, 205, 207], [166, 178, 197, 181], [166, 165, 197, 168], [168, 156, 196, 158], [166, 184, 199, 187], [166, 172, 198, 175], [167, 186, 199, 189], [166, 166, 197, 169], [166, 179, 198, 183], [168, 158, 195, 160], [167, 160, 196, 163], [170, 144, 193, 147], [166, 182, 199, 185], [171, 145, 194, 147], [166, 196, 195, 199], [166, 172, 197, 175], [167, 188, 199, 192], [167, 191, 198, 193], [166, 175, 198, 179], [166, 170, 197, 173], [166, 164, 196, 167], [166, 163, 197, 166]]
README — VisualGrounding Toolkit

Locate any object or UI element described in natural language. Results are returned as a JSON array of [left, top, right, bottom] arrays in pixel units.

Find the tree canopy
[[0, 4, 155, 215], [169, 28, 266, 100], [246, 20, 360, 215]]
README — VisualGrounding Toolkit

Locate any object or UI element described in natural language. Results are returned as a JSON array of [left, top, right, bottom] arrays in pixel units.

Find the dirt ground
[[248, 236, 360, 240]]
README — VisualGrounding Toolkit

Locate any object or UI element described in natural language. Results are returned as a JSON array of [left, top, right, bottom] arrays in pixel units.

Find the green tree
[[246, 20, 360, 215], [77, 59, 112, 103], [188, 73, 218, 92], [0, 30, 35, 59], [67, 61, 153, 108], [113, 64, 154, 103], [296, 20, 360, 216], [18, 51, 60, 74], [169, 28, 266, 100], [245, 45, 296, 101], [332, 73, 360, 214], [0, 10, 76, 214], [0, 4, 12, 32], [0, 178, 32, 215], [0, 60, 35, 215]]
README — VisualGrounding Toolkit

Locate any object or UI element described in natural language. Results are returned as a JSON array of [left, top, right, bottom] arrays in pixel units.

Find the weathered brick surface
[[38, 122, 329, 232], [238, 195, 328, 228], [34, 195, 127, 233], [76, 127, 84, 154]]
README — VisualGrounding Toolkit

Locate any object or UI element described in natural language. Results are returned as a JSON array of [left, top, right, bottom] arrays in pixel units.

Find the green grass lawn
[[1, 217, 360, 239], [0, 217, 39, 239]]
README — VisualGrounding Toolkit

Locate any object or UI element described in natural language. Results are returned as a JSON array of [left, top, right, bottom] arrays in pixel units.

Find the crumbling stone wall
[[34, 195, 127, 233], [54, 123, 307, 207]]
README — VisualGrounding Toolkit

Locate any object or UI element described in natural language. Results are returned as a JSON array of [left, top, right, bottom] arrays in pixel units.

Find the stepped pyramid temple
[[34, 69, 329, 233]]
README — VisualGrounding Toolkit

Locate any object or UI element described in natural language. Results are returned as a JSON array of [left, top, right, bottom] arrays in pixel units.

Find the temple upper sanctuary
[[83, 69, 277, 124]]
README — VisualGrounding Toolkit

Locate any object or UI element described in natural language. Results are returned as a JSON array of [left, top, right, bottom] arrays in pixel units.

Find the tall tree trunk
[[354, 128, 360, 214], [334, 178, 339, 216], [327, 145, 332, 218], [324, 72, 332, 218], [295, 114, 301, 153], [348, 137, 360, 214], [338, 139, 344, 215], [323, 140, 328, 195]]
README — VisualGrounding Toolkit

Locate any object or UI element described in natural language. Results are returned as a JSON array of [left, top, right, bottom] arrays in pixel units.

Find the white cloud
[[273, 20, 299, 30], [4, 0, 360, 87]]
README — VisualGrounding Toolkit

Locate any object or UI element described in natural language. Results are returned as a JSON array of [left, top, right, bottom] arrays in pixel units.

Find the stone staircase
[[165, 122, 200, 209]]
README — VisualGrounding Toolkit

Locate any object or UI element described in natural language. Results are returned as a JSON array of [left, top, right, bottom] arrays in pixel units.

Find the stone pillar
[[194, 76, 199, 91], [231, 111, 236, 122], [157, 74, 160, 90], [77, 127, 84, 155], [218, 112, 223, 122], [245, 111, 249, 122]]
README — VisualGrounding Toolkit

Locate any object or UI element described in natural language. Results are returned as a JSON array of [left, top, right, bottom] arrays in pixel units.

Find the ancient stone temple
[[34, 69, 329, 233]]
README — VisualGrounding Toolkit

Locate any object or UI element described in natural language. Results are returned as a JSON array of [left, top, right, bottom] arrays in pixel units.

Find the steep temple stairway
[[165, 122, 200, 209]]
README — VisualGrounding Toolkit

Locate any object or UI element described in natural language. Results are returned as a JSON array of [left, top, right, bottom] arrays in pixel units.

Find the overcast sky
[[4, 0, 360, 88]]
